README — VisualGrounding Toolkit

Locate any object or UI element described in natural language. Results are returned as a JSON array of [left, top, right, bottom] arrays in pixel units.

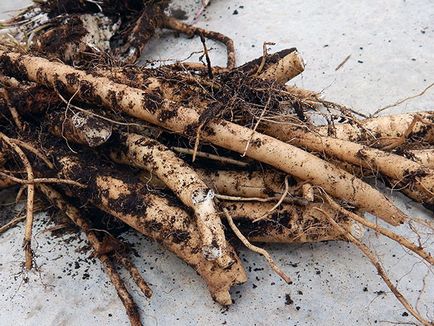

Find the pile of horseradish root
[[0, 1, 432, 325]]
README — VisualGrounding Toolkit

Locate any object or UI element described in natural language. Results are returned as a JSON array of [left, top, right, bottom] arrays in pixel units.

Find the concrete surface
[[0, 1, 433, 325]]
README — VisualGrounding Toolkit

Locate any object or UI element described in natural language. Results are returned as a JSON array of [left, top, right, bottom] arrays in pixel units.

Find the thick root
[[0, 50, 407, 225], [204, 121, 406, 225], [47, 110, 112, 147], [258, 50, 305, 84], [56, 154, 247, 305], [407, 149, 434, 169], [198, 169, 292, 198], [139, 168, 310, 204], [137, 170, 357, 243], [265, 126, 434, 205], [110, 132, 233, 267], [225, 201, 364, 243], [316, 112, 434, 147]]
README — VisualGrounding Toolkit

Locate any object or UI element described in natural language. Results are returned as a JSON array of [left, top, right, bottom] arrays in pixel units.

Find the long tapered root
[[264, 125, 434, 206], [225, 201, 364, 243], [37, 184, 146, 325], [317, 208, 432, 326], [114, 252, 153, 299], [109, 132, 233, 267], [321, 193, 433, 265], [0, 132, 35, 270], [222, 206, 292, 284], [315, 112, 434, 147]]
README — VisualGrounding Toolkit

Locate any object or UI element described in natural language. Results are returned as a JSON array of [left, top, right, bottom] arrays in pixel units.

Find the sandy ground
[[0, 1, 433, 325]]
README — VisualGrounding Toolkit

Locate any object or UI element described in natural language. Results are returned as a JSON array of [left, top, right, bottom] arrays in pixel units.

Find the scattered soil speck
[[285, 294, 293, 305]]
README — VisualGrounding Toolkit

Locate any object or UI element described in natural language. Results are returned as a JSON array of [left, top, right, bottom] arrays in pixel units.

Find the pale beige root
[[317, 208, 432, 326], [138, 169, 311, 206], [301, 183, 314, 202], [113, 252, 153, 299], [222, 206, 292, 284], [138, 169, 289, 198], [284, 85, 322, 108], [0, 132, 34, 270], [265, 126, 434, 205], [141, 168, 335, 206], [138, 169, 363, 243], [321, 193, 433, 265], [162, 16, 235, 69], [408, 149, 434, 169], [48, 112, 232, 265], [197, 169, 292, 198], [258, 50, 305, 84], [204, 121, 405, 225], [0, 171, 85, 188], [94, 65, 222, 97], [37, 184, 143, 325], [315, 112, 434, 147], [285, 85, 320, 99], [172, 147, 249, 167], [48, 109, 231, 265], [92, 177, 247, 305], [224, 201, 365, 243], [0, 51, 406, 226], [56, 155, 247, 305], [47, 110, 112, 147], [110, 133, 233, 267], [0, 214, 26, 234], [325, 157, 371, 179]]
